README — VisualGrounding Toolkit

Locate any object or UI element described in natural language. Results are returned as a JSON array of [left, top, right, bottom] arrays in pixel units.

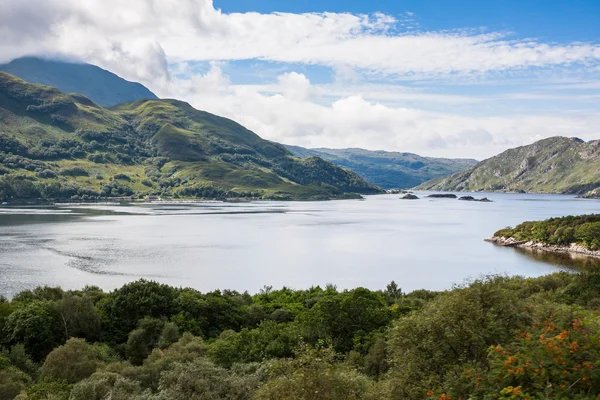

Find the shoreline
[[485, 236, 600, 259]]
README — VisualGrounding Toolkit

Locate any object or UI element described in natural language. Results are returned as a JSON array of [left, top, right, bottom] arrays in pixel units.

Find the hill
[[0, 57, 158, 107], [416, 136, 600, 196], [0, 72, 382, 202], [285, 145, 477, 189]]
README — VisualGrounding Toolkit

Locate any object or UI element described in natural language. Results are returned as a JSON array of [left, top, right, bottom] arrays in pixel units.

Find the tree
[[0, 356, 31, 400], [40, 338, 114, 384], [69, 372, 149, 400], [384, 277, 529, 399], [129, 332, 208, 392], [254, 346, 379, 400], [384, 281, 403, 305], [0, 297, 13, 344], [98, 280, 178, 343], [576, 222, 600, 250], [126, 318, 166, 365], [57, 294, 101, 341], [299, 288, 390, 353], [4, 301, 64, 361], [153, 358, 259, 400]]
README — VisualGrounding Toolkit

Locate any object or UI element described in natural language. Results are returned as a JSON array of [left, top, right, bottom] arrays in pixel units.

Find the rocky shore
[[485, 236, 600, 259]]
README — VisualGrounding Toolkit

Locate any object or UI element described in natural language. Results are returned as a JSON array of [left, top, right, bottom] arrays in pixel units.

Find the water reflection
[[512, 246, 600, 271]]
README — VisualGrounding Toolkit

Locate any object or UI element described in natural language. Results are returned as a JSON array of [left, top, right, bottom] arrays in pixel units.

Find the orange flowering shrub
[[487, 312, 600, 399]]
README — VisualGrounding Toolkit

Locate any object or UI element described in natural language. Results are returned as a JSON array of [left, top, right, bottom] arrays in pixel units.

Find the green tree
[[126, 318, 166, 365], [254, 346, 379, 400], [0, 356, 31, 400], [57, 294, 101, 341], [69, 372, 149, 400], [40, 338, 114, 384], [384, 277, 529, 399], [153, 358, 258, 400], [576, 222, 600, 250], [98, 280, 177, 343], [4, 301, 64, 361], [299, 288, 390, 353]]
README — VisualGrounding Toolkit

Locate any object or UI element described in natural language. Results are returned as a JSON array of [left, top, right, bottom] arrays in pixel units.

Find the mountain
[[0, 72, 382, 202], [0, 57, 158, 107], [416, 136, 600, 196], [285, 145, 478, 189]]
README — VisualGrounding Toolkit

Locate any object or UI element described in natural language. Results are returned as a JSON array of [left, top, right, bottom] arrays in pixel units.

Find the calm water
[[1, 193, 600, 298]]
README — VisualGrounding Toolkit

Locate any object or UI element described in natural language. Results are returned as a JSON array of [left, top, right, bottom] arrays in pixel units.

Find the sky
[[1, 0, 600, 158]]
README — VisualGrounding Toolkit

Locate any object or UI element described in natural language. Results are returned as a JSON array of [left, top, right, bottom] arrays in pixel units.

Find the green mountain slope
[[416, 137, 600, 196], [0, 72, 382, 202], [0, 57, 158, 107], [285, 145, 477, 189]]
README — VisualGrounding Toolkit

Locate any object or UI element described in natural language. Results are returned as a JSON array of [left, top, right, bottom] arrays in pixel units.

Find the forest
[[1, 270, 599, 400], [494, 214, 600, 250]]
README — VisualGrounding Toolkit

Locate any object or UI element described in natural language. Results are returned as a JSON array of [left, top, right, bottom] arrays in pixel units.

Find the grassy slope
[[0, 72, 382, 202], [416, 137, 600, 195], [286, 145, 477, 189]]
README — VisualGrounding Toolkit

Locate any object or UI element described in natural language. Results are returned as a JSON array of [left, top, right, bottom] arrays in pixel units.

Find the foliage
[[254, 346, 379, 400], [1, 272, 600, 399], [152, 358, 259, 400], [4, 301, 64, 361], [495, 214, 600, 250], [40, 338, 114, 384]]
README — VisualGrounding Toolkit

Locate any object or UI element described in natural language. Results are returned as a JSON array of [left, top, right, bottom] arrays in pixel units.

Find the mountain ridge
[[0, 57, 158, 107], [415, 136, 600, 197], [0, 71, 382, 202], [285, 145, 477, 189]]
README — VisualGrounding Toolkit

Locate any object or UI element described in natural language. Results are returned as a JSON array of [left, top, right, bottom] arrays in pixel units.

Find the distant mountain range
[[416, 136, 600, 197], [285, 145, 478, 189], [0, 71, 382, 202], [0, 57, 158, 107]]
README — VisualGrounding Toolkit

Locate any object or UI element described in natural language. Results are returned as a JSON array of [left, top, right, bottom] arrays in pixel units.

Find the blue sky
[[218, 0, 600, 42], [2, 0, 600, 157]]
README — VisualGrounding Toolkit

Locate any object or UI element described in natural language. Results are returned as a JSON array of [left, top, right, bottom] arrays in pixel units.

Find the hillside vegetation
[[416, 137, 600, 196], [0, 72, 382, 202], [494, 214, 600, 250], [0, 57, 158, 107], [1, 271, 600, 399], [286, 145, 477, 189]]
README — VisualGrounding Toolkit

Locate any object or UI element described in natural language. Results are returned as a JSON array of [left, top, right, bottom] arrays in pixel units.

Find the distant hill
[[0, 72, 382, 202], [0, 57, 158, 107], [416, 136, 600, 196], [285, 145, 477, 189]]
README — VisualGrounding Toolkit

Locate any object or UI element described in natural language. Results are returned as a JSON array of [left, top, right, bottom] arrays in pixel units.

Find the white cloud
[[2, 0, 600, 83], [1, 0, 599, 158], [160, 68, 600, 158]]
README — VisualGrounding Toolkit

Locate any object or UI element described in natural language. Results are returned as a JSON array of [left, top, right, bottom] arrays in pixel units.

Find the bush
[[58, 167, 89, 177], [254, 347, 379, 400], [40, 338, 113, 384], [153, 358, 259, 400]]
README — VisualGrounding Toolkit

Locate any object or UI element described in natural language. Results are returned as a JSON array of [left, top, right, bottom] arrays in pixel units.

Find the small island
[[401, 193, 419, 200], [458, 196, 493, 202], [426, 193, 457, 198], [486, 214, 600, 258]]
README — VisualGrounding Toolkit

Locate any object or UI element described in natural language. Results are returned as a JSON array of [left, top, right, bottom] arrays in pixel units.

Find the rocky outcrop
[[427, 194, 457, 198], [458, 196, 493, 202], [486, 236, 600, 258], [401, 194, 419, 200]]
